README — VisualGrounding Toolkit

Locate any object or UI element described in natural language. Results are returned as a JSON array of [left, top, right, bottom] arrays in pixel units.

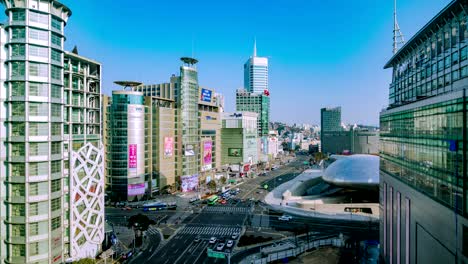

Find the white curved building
[[322, 154, 379, 190]]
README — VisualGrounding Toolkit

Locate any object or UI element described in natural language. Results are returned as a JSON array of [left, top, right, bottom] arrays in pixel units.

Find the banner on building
[[200, 88, 212, 103], [128, 144, 137, 169], [228, 148, 242, 157], [184, 144, 195, 156], [128, 183, 145, 196], [202, 140, 213, 171], [164, 137, 174, 157], [181, 174, 199, 192]]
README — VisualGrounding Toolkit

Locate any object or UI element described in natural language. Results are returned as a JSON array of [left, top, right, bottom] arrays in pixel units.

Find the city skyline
[[18, 0, 451, 126]]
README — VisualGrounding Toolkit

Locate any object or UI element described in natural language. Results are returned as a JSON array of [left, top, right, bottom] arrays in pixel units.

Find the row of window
[[11, 44, 62, 62], [11, 27, 62, 46], [11, 102, 62, 117], [12, 9, 62, 30], [11, 61, 62, 80]]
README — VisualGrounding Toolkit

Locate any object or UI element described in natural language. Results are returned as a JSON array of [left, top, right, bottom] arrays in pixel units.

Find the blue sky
[[3, 0, 451, 125]]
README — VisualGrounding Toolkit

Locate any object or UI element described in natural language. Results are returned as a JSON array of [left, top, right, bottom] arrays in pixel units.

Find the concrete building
[[221, 112, 259, 165], [380, 1, 468, 263], [0, 1, 104, 263], [267, 131, 280, 159], [321, 129, 379, 155], [236, 89, 270, 137], [107, 90, 147, 201]]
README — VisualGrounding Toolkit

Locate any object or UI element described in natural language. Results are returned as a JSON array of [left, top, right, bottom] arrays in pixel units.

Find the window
[[29, 242, 39, 256], [51, 65, 61, 80], [29, 142, 48, 156], [51, 123, 61, 136], [51, 179, 61, 192], [445, 73, 451, 85], [11, 61, 25, 77], [29, 102, 48, 116], [11, 44, 25, 56], [462, 66, 468, 78], [11, 122, 25, 136], [12, 244, 25, 257], [29, 45, 48, 58], [29, 28, 48, 41], [11, 143, 25, 156], [11, 224, 25, 237], [29, 182, 39, 196], [438, 76, 444, 88], [51, 161, 61, 174], [51, 17, 62, 30], [29, 222, 38, 236], [453, 51, 459, 65], [51, 198, 61, 211], [29, 202, 38, 216], [51, 84, 61, 99], [11, 27, 25, 39], [29, 122, 48, 136], [29, 11, 48, 24], [51, 33, 61, 46], [29, 162, 48, 176], [29, 62, 48, 77], [11, 163, 25, 177], [51, 216, 61, 230], [51, 142, 61, 155], [11, 184, 25, 196], [51, 104, 61, 118], [11, 82, 25, 96], [29, 82, 48, 97], [51, 49, 61, 62], [462, 47, 468, 61], [453, 70, 460, 81], [438, 59, 444, 72], [12, 10, 25, 21], [445, 55, 451, 69]]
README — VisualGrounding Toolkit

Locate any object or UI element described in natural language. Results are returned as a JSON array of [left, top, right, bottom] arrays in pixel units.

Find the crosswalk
[[204, 206, 250, 214], [179, 225, 242, 237], [146, 227, 159, 236]]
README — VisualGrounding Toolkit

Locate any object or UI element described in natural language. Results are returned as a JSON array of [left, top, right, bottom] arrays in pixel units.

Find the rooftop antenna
[[393, 0, 405, 54], [192, 34, 195, 58], [253, 37, 257, 57]]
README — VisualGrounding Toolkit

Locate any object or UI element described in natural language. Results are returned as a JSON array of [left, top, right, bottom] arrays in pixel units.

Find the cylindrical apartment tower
[[0, 1, 71, 263]]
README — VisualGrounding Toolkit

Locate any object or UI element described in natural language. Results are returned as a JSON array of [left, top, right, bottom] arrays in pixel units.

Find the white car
[[231, 233, 239, 239], [209, 237, 217, 244], [278, 215, 293, 221], [216, 243, 225, 251], [226, 240, 234, 248]]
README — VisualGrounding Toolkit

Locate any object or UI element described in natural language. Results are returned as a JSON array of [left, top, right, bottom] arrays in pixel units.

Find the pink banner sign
[[128, 183, 145, 196], [128, 144, 137, 169], [164, 137, 173, 157]]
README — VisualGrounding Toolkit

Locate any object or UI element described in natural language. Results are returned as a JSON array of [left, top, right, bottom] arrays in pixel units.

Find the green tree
[[127, 213, 155, 232], [220, 176, 227, 185], [207, 180, 217, 191]]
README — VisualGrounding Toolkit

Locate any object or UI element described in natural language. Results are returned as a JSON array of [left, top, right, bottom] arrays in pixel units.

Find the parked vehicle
[[209, 237, 217, 244], [226, 240, 234, 248], [194, 237, 201, 243], [278, 215, 293, 221], [216, 243, 225, 251], [231, 233, 239, 240]]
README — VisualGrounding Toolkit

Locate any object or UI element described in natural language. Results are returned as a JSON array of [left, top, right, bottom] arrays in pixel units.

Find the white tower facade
[[243, 41, 269, 94]]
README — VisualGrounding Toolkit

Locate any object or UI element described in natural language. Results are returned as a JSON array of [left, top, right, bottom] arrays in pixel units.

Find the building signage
[[228, 148, 242, 157], [164, 137, 174, 157], [200, 88, 212, 103], [128, 144, 137, 169], [181, 174, 199, 192], [128, 183, 145, 196], [202, 140, 213, 171]]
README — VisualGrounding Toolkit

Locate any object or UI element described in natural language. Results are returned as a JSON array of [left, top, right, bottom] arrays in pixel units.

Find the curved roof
[[323, 154, 379, 190]]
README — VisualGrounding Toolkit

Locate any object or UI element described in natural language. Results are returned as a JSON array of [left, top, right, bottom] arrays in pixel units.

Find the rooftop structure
[[323, 155, 379, 190]]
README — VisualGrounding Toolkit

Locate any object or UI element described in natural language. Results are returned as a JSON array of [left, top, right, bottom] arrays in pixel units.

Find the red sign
[[128, 144, 137, 168]]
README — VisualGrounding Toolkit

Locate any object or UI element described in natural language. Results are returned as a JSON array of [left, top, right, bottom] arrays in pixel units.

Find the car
[[121, 206, 132, 211], [194, 237, 201, 243], [221, 200, 227, 205], [189, 197, 200, 203], [231, 233, 239, 240], [209, 237, 217, 244], [216, 243, 225, 251], [226, 240, 234, 248], [278, 215, 293, 221]]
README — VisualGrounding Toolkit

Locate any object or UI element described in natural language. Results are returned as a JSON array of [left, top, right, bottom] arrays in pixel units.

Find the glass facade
[[321, 107, 342, 132], [236, 91, 270, 136], [380, 96, 465, 213]]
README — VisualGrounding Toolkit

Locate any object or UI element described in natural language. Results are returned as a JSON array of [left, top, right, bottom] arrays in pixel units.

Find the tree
[[314, 152, 326, 162], [207, 180, 217, 191], [220, 176, 227, 185], [127, 213, 155, 232]]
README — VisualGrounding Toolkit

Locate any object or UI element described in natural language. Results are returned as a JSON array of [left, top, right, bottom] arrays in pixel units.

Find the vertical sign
[[203, 140, 212, 171], [128, 144, 137, 169], [164, 137, 174, 157]]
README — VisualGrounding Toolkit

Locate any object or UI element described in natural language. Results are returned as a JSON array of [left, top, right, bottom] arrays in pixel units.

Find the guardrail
[[253, 237, 343, 264]]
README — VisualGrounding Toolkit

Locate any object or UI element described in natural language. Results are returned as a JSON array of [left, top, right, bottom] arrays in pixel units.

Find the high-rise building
[[199, 87, 222, 173], [320, 107, 342, 132], [0, 1, 104, 262], [221, 112, 259, 165], [380, 1, 468, 263], [244, 40, 269, 93], [107, 89, 147, 202], [236, 89, 270, 136]]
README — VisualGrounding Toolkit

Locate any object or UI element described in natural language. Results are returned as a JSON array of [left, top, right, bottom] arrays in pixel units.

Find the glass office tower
[[236, 89, 270, 136], [380, 1, 468, 263], [243, 41, 269, 93]]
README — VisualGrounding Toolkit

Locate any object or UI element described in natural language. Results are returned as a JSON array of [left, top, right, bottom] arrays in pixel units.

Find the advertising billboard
[[202, 140, 213, 171], [228, 148, 242, 157], [181, 174, 199, 192], [200, 88, 212, 103], [128, 144, 137, 169], [164, 137, 174, 158], [128, 183, 145, 196], [184, 144, 195, 156]]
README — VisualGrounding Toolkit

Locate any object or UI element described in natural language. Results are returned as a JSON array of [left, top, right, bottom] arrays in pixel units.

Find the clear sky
[[2, 0, 451, 125]]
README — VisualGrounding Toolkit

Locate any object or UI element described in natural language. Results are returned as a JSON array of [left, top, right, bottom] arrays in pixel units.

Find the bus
[[207, 195, 219, 205], [142, 202, 177, 211]]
